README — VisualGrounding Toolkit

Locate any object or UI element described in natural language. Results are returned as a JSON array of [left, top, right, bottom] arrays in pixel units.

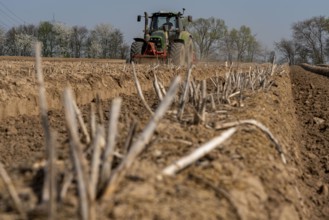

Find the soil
[[290, 66, 329, 219], [0, 58, 328, 219]]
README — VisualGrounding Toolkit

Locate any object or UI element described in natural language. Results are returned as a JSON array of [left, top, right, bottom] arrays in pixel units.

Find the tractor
[[130, 9, 194, 66]]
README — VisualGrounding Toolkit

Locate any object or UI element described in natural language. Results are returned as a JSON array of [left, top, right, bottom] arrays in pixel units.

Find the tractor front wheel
[[169, 42, 185, 66], [130, 41, 144, 63]]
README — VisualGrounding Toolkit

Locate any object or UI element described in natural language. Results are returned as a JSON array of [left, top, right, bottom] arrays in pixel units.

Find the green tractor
[[130, 9, 194, 66]]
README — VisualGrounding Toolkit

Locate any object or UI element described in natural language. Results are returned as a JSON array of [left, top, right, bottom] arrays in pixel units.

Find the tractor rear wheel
[[169, 42, 185, 66], [130, 41, 144, 63]]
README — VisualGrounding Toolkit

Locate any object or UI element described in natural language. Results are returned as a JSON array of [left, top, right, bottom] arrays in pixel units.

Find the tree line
[[0, 17, 276, 62], [0, 21, 129, 58], [0, 17, 273, 62], [3, 15, 324, 64], [186, 17, 270, 62], [275, 16, 329, 65]]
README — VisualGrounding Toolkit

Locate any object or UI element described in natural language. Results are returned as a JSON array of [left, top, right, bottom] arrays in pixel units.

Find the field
[[0, 57, 328, 219]]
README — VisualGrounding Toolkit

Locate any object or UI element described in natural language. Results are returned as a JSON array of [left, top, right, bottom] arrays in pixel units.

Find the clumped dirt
[[0, 57, 328, 219]]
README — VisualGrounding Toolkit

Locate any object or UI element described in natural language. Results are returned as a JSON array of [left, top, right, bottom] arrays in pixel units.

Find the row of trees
[[275, 16, 329, 65], [0, 17, 274, 62], [186, 17, 264, 62], [0, 21, 129, 58]]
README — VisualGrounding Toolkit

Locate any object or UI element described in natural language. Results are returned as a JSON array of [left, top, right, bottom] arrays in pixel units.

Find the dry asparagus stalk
[[100, 98, 122, 188], [177, 68, 192, 120], [63, 88, 90, 220], [73, 100, 90, 144], [123, 120, 138, 154], [153, 72, 164, 101], [200, 80, 207, 122], [131, 62, 153, 115], [162, 127, 237, 175], [101, 76, 181, 201], [89, 125, 104, 201], [90, 103, 96, 139], [48, 132, 57, 220], [212, 119, 287, 164], [0, 162, 25, 218], [35, 42, 51, 203]]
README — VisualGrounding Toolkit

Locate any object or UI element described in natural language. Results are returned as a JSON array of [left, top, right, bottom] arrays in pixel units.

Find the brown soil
[[290, 66, 329, 219], [0, 58, 328, 219]]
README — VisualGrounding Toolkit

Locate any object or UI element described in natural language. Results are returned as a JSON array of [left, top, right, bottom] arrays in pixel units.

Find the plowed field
[[0, 57, 328, 219]]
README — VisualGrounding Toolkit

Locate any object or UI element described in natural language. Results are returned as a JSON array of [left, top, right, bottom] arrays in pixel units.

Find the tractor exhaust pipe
[[144, 12, 149, 40]]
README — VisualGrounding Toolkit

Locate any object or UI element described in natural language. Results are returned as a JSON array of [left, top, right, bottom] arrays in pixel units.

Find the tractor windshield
[[151, 15, 177, 31]]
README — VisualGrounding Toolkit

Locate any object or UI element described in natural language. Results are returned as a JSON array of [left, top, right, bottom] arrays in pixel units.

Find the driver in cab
[[163, 17, 174, 31]]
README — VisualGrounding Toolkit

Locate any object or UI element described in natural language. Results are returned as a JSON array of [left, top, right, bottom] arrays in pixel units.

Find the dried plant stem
[[89, 125, 104, 220], [48, 132, 57, 220], [178, 68, 192, 120], [132, 62, 153, 115], [90, 103, 96, 138], [228, 91, 240, 99], [162, 127, 237, 176], [63, 88, 90, 220], [89, 125, 104, 201], [0, 162, 25, 218], [59, 172, 73, 201], [123, 120, 138, 154], [157, 138, 193, 146], [101, 76, 181, 201], [200, 80, 207, 122], [73, 100, 90, 144], [100, 98, 122, 188], [210, 94, 216, 111], [153, 72, 163, 101], [35, 42, 51, 203], [212, 119, 286, 164], [158, 81, 167, 97], [96, 94, 104, 124]]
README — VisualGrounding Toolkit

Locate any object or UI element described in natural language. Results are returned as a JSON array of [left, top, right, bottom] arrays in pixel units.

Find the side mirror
[[137, 15, 141, 22], [188, 15, 192, 22]]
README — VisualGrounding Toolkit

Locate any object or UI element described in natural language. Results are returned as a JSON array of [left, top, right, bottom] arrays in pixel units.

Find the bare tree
[[187, 17, 227, 60], [15, 33, 36, 56], [53, 22, 73, 57], [292, 16, 329, 64], [231, 25, 256, 62], [86, 36, 102, 58], [0, 28, 5, 55], [4, 27, 18, 55], [220, 28, 234, 63], [220, 25, 259, 62], [245, 36, 261, 62], [108, 28, 124, 59], [70, 26, 88, 58], [89, 23, 113, 58], [38, 21, 56, 57], [119, 43, 129, 59], [274, 39, 297, 65]]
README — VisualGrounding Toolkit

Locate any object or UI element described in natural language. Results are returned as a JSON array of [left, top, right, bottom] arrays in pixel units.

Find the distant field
[[0, 56, 126, 63]]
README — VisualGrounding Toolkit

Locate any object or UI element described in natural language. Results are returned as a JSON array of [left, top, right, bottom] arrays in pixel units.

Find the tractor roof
[[151, 11, 182, 17]]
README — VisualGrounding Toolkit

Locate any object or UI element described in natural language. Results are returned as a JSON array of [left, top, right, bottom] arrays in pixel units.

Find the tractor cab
[[149, 13, 182, 45], [150, 13, 179, 32]]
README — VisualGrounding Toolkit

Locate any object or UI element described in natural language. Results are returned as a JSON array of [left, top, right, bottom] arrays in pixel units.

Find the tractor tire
[[185, 38, 194, 66], [130, 41, 144, 63], [169, 42, 185, 66]]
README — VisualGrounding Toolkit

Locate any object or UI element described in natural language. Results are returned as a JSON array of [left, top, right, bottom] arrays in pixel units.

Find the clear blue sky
[[1, 0, 329, 49]]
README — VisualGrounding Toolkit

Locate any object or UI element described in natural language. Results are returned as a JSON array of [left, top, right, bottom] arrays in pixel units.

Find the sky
[[0, 0, 329, 49]]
